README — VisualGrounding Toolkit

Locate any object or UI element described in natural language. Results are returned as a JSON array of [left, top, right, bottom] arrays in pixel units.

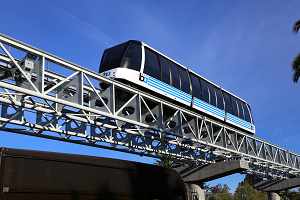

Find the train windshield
[[122, 42, 142, 71], [99, 42, 128, 73]]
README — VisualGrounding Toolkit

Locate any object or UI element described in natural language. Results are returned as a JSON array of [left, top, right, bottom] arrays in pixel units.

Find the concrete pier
[[254, 178, 300, 200], [186, 181, 205, 200], [175, 160, 250, 200], [267, 192, 280, 200]]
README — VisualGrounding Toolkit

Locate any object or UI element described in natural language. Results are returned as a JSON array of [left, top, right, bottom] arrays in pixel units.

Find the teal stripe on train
[[144, 76, 251, 130], [147, 76, 192, 103], [194, 98, 225, 118], [226, 113, 251, 129]]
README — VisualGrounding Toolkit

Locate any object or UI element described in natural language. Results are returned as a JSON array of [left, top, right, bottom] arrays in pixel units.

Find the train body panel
[[192, 97, 225, 120], [99, 40, 255, 134], [101, 68, 141, 85], [226, 113, 252, 130], [144, 75, 192, 106]]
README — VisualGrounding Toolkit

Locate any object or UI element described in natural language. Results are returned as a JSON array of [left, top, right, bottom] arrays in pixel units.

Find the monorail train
[[99, 40, 255, 134]]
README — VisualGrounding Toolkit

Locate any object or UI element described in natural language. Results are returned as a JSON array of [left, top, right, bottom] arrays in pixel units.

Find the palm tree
[[154, 154, 189, 168], [292, 20, 300, 35], [154, 154, 176, 168], [279, 189, 299, 200], [292, 20, 300, 83]]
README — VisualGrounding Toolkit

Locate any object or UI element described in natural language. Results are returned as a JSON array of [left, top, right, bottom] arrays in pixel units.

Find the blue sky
[[0, 0, 300, 192]]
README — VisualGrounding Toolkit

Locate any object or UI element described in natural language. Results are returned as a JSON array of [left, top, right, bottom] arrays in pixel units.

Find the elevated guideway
[[0, 33, 299, 182], [254, 178, 300, 192], [253, 178, 300, 200]]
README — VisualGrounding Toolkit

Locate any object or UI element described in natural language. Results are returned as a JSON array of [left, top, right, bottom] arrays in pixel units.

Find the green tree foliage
[[204, 183, 233, 200], [208, 189, 233, 200], [233, 175, 267, 200], [243, 174, 260, 186], [203, 183, 211, 196], [206, 183, 231, 196], [153, 154, 188, 168], [292, 53, 300, 83], [279, 189, 299, 200], [292, 19, 300, 83], [292, 19, 300, 35], [154, 154, 176, 168], [233, 181, 267, 200], [202, 174, 300, 200]]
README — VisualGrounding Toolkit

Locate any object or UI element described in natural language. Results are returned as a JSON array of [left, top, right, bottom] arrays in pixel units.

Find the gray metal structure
[[0, 33, 299, 180]]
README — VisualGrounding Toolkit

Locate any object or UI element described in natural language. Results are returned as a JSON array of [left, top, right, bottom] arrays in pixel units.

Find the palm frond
[[292, 52, 300, 83], [279, 189, 299, 200], [154, 154, 175, 168], [292, 20, 300, 35]]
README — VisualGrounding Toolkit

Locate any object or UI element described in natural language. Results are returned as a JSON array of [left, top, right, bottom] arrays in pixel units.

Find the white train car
[[99, 40, 255, 134]]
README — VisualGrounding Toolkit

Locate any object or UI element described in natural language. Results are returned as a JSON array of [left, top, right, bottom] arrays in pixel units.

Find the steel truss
[[0, 33, 299, 180]]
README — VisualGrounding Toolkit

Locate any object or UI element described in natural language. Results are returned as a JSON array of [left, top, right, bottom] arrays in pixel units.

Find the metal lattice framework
[[0, 33, 299, 180]]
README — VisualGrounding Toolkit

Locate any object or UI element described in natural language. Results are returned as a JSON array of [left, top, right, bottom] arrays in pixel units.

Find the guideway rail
[[0, 33, 299, 180]]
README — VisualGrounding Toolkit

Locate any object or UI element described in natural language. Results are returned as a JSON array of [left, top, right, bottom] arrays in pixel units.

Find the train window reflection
[[238, 100, 245, 120], [159, 56, 170, 85], [178, 67, 191, 94], [207, 83, 216, 107], [100, 42, 128, 73], [215, 88, 224, 110], [169, 62, 180, 90], [125, 42, 142, 61], [122, 42, 142, 71], [231, 96, 239, 117], [223, 92, 232, 114], [248, 104, 254, 124], [242, 103, 251, 123], [190, 74, 202, 100], [144, 49, 161, 80], [199, 78, 209, 103], [235, 99, 244, 119]]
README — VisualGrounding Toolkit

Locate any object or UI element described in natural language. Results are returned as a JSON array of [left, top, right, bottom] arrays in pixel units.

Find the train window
[[248, 104, 254, 124], [215, 87, 224, 110], [178, 67, 191, 94], [99, 42, 128, 73], [207, 83, 216, 107], [159, 56, 170, 84], [122, 42, 142, 71], [144, 49, 161, 80], [199, 78, 209, 103], [242, 103, 251, 123], [125, 42, 142, 61], [235, 99, 244, 119], [169, 62, 181, 90], [231, 96, 239, 117], [190, 74, 202, 100], [222, 92, 232, 114]]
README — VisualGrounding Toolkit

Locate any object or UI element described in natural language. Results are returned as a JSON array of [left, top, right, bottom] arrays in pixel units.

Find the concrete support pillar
[[267, 191, 280, 200], [185, 181, 205, 200]]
